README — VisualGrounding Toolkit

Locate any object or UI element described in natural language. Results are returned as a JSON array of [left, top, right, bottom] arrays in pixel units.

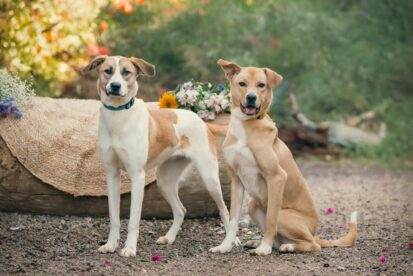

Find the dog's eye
[[257, 83, 266, 88], [239, 81, 246, 87], [104, 68, 112, 75], [122, 69, 131, 76]]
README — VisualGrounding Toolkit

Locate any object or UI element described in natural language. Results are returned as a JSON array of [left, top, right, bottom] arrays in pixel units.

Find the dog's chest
[[224, 121, 266, 201]]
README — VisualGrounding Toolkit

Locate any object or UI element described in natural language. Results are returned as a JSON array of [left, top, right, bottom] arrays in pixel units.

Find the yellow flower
[[159, 92, 178, 109]]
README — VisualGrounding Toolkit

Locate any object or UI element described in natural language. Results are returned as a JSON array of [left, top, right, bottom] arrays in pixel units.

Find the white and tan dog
[[83, 55, 233, 257], [210, 59, 357, 255]]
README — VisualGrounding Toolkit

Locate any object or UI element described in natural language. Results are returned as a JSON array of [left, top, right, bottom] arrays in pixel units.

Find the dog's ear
[[82, 55, 107, 73], [217, 59, 241, 80], [129, 57, 156, 77], [263, 68, 283, 88]]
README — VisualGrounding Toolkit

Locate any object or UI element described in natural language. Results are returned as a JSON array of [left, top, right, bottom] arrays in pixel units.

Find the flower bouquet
[[159, 81, 231, 121], [0, 69, 35, 118]]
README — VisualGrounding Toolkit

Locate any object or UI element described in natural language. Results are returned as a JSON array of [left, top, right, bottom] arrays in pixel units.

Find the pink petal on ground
[[151, 255, 161, 262], [103, 260, 111, 268], [382, 248, 389, 253], [0, 240, 3, 245], [326, 207, 334, 214], [408, 242, 413, 248], [379, 255, 386, 264]]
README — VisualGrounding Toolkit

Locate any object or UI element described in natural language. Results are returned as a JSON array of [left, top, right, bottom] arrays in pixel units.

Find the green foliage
[[109, 0, 413, 166]]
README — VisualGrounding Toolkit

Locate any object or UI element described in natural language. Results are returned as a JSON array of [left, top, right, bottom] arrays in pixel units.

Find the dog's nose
[[246, 93, 257, 105], [110, 82, 121, 93]]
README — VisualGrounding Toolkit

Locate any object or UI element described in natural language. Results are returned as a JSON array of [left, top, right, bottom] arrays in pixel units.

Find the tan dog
[[210, 59, 357, 255], [83, 55, 235, 257]]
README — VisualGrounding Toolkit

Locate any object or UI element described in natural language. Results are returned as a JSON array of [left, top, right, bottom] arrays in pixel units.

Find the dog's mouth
[[106, 90, 125, 97], [240, 103, 260, 116]]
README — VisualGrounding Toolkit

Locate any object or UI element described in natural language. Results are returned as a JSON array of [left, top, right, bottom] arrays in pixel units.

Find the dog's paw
[[156, 236, 173, 245], [244, 239, 261, 249], [279, 243, 295, 253], [209, 243, 233, 254], [119, 246, 136, 257], [98, 241, 118, 253], [234, 237, 242, 247], [249, 242, 272, 256]]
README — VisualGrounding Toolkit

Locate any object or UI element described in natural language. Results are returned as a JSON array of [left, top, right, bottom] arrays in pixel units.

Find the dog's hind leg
[[156, 157, 191, 245], [192, 154, 240, 245], [98, 168, 121, 254], [277, 209, 321, 253]]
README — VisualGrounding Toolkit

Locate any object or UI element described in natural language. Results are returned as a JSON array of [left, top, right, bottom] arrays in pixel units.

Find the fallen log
[[0, 97, 231, 218]]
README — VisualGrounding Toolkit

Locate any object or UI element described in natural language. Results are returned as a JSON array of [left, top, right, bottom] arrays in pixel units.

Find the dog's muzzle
[[107, 82, 123, 96]]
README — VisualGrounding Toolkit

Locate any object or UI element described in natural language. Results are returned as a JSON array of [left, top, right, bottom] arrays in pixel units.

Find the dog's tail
[[207, 123, 228, 136], [315, 211, 358, 248]]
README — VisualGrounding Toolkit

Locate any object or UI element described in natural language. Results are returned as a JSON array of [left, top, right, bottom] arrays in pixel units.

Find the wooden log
[[0, 115, 231, 219]]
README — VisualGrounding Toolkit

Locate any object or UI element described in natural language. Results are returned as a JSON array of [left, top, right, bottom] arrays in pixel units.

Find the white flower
[[197, 110, 209, 120], [220, 99, 230, 111], [207, 112, 216, 121]]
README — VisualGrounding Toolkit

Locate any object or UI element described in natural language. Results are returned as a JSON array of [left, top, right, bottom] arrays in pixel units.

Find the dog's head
[[217, 59, 283, 119], [83, 55, 155, 101]]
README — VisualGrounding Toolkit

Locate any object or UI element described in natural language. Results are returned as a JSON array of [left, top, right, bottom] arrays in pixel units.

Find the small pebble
[[9, 226, 24, 231], [337, 266, 346, 271], [323, 263, 330, 267]]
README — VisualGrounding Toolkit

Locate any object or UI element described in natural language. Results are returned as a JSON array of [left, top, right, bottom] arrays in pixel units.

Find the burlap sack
[[0, 97, 157, 196]]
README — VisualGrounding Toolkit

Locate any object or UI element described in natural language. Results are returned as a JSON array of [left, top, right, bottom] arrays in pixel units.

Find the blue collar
[[103, 97, 135, 111]]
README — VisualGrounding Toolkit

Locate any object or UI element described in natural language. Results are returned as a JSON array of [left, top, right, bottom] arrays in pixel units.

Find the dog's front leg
[[99, 168, 121, 253], [120, 169, 145, 257], [250, 166, 287, 256], [209, 172, 244, 253]]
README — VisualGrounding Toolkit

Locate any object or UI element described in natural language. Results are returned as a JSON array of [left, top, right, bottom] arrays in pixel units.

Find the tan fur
[[207, 123, 228, 136], [219, 59, 357, 254], [180, 135, 191, 149], [147, 109, 179, 164]]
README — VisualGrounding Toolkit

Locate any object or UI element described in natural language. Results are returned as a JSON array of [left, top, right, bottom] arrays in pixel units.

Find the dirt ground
[[0, 163, 412, 275]]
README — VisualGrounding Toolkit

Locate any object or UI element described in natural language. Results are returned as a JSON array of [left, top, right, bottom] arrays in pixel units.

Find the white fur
[[106, 56, 129, 97], [279, 243, 295, 253], [98, 73, 232, 257], [350, 211, 358, 225]]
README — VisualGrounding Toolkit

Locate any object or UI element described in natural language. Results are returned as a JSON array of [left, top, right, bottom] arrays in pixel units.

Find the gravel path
[[0, 163, 412, 275]]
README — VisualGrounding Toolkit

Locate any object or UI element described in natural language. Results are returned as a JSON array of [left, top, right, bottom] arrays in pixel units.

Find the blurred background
[[0, 0, 412, 167]]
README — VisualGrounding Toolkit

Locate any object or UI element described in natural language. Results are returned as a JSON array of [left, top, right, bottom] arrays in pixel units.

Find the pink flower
[[159, 87, 168, 95], [103, 260, 111, 268], [99, 47, 110, 55], [326, 207, 334, 214], [379, 255, 386, 264], [339, 224, 344, 228], [382, 248, 389, 253], [151, 255, 161, 262]]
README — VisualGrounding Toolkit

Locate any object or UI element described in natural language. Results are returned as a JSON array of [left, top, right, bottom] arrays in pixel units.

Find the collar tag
[[103, 97, 135, 111]]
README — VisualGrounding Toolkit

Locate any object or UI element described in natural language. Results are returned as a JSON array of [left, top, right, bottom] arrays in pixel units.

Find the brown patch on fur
[[180, 135, 191, 149], [147, 109, 179, 164], [207, 127, 217, 159]]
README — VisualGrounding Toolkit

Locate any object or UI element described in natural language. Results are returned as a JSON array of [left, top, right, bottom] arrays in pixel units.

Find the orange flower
[[61, 11, 69, 20], [159, 93, 178, 109], [136, 0, 144, 6], [99, 21, 108, 32], [121, 1, 134, 14]]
